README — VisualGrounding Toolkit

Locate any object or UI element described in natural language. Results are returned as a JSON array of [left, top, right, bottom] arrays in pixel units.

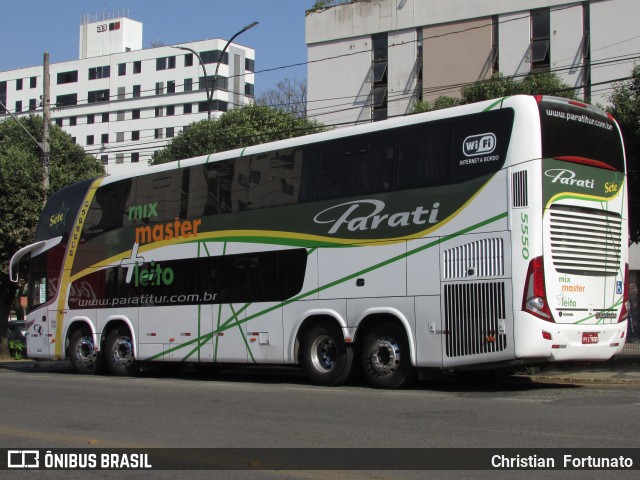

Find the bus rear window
[[539, 101, 624, 172]]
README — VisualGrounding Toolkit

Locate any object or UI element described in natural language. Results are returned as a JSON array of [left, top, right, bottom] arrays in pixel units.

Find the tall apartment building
[[306, 0, 639, 126], [0, 10, 255, 176]]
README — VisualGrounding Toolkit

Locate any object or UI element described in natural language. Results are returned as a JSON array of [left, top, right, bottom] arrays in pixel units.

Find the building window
[[56, 94, 78, 107], [530, 8, 550, 71], [199, 76, 227, 91], [29, 98, 37, 110], [117, 111, 125, 121], [184, 53, 193, 67], [88, 89, 110, 103], [132, 130, 140, 141], [69, 116, 77, 126], [582, 2, 591, 102], [116, 154, 124, 164], [15, 100, 22, 112], [102, 112, 109, 122], [101, 133, 109, 144], [134, 61, 142, 74], [118, 63, 126, 76], [132, 109, 141, 120], [156, 56, 176, 71], [200, 50, 228, 65], [131, 152, 140, 163], [87, 114, 95, 124], [166, 127, 175, 138], [184, 78, 193, 92], [55, 118, 63, 127], [57, 70, 78, 84], [87, 135, 94, 145], [184, 103, 193, 114], [155, 107, 163, 117], [116, 132, 124, 142], [117, 87, 126, 100], [166, 105, 175, 116], [16, 78, 23, 90], [101, 155, 108, 164], [30, 77, 37, 88], [199, 100, 227, 112], [88, 65, 111, 80], [167, 80, 176, 94], [371, 32, 388, 122], [245, 58, 255, 72], [156, 82, 164, 95], [133, 85, 141, 98], [0, 81, 5, 113], [491, 16, 500, 74], [245, 83, 254, 97], [155, 128, 163, 139], [415, 28, 423, 103]]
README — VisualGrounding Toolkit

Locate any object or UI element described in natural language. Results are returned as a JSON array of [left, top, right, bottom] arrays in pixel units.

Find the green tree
[[151, 104, 325, 165], [0, 115, 104, 358], [412, 96, 462, 114], [608, 66, 640, 244], [412, 71, 577, 113]]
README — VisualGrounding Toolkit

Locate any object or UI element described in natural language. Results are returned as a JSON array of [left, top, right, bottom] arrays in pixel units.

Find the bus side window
[[317, 132, 394, 200], [397, 125, 451, 189]]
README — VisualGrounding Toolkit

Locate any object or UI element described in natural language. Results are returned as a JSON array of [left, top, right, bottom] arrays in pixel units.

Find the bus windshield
[[538, 98, 625, 172], [28, 179, 94, 311]]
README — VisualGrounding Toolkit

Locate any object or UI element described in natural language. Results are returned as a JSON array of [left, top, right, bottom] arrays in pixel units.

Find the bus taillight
[[523, 256, 553, 322], [619, 264, 630, 323]]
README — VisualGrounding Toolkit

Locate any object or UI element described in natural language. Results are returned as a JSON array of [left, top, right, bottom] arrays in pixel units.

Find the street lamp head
[[242, 21, 259, 33]]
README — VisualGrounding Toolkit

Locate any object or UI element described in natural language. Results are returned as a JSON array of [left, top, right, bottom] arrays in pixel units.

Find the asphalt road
[[1, 362, 639, 480]]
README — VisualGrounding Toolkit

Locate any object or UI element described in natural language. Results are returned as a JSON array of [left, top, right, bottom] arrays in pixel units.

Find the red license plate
[[582, 332, 599, 344]]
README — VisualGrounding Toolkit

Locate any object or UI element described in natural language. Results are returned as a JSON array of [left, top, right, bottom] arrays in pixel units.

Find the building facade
[[305, 0, 639, 126], [0, 10, 255, 176]]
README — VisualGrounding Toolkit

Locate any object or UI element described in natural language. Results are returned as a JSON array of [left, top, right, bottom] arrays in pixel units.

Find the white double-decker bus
[[11, 95, 629, 388]]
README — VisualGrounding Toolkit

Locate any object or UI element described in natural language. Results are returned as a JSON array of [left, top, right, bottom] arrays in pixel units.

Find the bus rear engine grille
[[444, 281, 507, 358], [548, 205, 622, 276], [443, 238, 504, 280]]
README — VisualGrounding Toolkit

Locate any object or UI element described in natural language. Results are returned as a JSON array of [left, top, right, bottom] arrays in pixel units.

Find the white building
[[0, 10, 255, 176], [305, 0, 640, 126]]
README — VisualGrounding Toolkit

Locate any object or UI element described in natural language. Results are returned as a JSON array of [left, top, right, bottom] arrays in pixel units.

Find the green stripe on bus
[[147, 211, 507, 361]]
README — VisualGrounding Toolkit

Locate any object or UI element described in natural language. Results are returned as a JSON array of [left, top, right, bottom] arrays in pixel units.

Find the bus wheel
[[361, 322, 415, 389], [105, 327, 139, 376], [68, 330, 103, 375], [302, 322, 353, 386]]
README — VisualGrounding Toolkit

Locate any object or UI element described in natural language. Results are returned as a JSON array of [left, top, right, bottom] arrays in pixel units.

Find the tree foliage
[[256, 78, 307, 119], [151, 104, 326, 165], [0, 115, 104, 358], [608, 66, 640, 244], [413, 71, 577, 113]]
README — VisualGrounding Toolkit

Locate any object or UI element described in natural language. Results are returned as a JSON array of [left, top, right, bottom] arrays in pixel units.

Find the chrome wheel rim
[[369, 336, 401, 376], [310, 334, 337, 372]]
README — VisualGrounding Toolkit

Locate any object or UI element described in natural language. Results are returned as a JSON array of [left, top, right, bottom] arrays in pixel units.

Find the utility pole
[[42, 52, 51, 197]]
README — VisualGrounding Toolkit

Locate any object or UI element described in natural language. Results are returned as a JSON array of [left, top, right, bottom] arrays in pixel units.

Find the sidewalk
[[1, 358, 640, 385], [520, 358, 640, 385]]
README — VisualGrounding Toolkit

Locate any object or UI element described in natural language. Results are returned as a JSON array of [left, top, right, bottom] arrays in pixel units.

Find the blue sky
[[0, 0, 318, 95]]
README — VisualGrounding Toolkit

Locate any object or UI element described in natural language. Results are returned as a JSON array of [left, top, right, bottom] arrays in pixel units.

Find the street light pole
[[212, 22, 258, 112], [174, 22, 257, 121], [172, 46, 212, 119]]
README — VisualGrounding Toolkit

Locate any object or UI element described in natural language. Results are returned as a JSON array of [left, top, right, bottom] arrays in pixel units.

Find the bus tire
[[68, 329, 104, 375], [301, 321, 353, 386], [104, 326, 139, 376], [361, 321, 415, 389]]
